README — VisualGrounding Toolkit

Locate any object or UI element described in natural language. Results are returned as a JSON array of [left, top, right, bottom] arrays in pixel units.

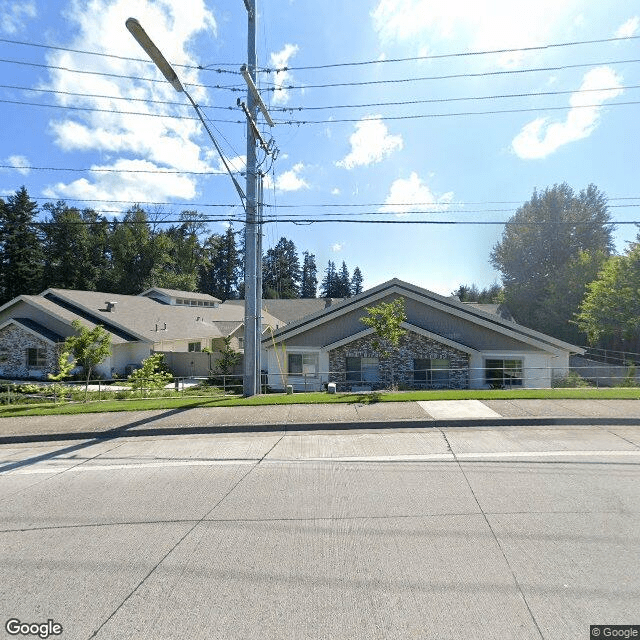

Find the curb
[[1, 416, 639, 445]]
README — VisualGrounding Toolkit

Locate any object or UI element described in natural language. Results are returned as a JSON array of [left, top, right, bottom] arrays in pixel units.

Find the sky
[[0, 0, 639, 296]]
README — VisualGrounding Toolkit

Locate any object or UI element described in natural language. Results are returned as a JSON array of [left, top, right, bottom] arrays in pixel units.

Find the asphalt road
[[1, 424, 639, 639]]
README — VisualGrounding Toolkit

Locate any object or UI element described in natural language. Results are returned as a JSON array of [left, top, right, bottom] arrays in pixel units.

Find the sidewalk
[[0, 398, 638, 444]]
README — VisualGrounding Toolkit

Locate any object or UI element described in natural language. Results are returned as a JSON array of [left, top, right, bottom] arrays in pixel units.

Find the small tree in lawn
[[361, 297, 407, 389], [127, 353, 173, 393], [61, 320, 111, 399]]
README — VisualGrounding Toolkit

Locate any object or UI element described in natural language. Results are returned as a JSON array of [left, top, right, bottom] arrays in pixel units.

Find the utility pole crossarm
[[241, 64, 275, 127]]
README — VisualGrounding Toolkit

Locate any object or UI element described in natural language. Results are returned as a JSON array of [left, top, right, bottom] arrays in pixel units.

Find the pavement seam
[[438, 427, 547, 640], [87, 433, 287, 639], [603, 427, 640, 449]]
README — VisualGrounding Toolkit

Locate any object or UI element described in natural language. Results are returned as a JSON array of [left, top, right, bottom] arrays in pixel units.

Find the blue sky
[[1, 0, 639, 295]]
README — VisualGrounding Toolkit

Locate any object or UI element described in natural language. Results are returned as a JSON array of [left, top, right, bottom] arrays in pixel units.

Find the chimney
[[105, 301, 117, 312]]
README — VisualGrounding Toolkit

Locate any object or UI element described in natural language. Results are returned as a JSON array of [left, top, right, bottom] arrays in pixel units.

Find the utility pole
[[243, 0, 259, 396], [241, 0, 275, 395]]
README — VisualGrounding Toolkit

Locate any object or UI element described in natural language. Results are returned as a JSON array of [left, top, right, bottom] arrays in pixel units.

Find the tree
[[213, 336, 242, 376], [300, 251, 318, 298], [351, 267, 364, 296], [361, 297, 407, 389], [0, 186, 44, 304], [262, 236, 301, 298], [452, 283, 502, 303], [62, 320, 112, 398], [336, 261, 351, 297], [576, 242, 640, 353], [126, 353, 173, 391], [490, 183, 613, 340], [320, 260, 337, 298]]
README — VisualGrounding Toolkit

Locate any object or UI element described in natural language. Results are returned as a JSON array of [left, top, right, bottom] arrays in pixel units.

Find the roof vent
[[105, 301, 117, 312]]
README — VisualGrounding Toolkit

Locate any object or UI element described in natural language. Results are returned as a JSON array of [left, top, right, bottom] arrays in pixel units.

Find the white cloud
[[0, 0, 36, 34], [263, 163, 309, 192], [615, 16, 639, 38], [5, 155, 31, 175], [270, 44, 299, 106], [332, 243, 343, 252], [380, 172, 453, 216], [40, 0, 217, 204], [336, 116, 403, 169], [512, 66, 624, 160], [42, 159, 197, 211], [371, 0, 579, 68], [331, 188, 341, 196]]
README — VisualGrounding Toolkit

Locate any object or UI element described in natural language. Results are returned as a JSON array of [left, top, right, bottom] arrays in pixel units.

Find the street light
[[126, 17, 261, 396]]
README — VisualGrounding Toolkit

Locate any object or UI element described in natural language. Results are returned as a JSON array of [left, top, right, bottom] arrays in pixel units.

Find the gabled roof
[[260, 298, 345, 325], [0, 317, 64, 344], [264, 278, 584, 356]]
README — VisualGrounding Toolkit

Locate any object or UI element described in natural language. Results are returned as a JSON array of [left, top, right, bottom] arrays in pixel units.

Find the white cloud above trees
[[511, 66, 624, 160]]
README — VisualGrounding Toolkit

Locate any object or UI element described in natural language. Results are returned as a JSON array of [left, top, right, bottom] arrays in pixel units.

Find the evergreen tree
[[335, 261, 351, 297], [320, 260, 338, 298], [0, 186, 44, 304], [351, 266, 364, 296], [262, 236, 301, 298], [300, 251, 318, 298], [198, 226, 240, 301]]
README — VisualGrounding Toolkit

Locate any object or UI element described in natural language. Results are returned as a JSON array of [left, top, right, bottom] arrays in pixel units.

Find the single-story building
[[263, 279, 584, 391], [0, 279, 583, 388]]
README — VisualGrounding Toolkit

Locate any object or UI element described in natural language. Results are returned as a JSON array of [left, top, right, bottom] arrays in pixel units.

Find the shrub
[[552, 371, 592, 388], [126, 354, 173, 390]]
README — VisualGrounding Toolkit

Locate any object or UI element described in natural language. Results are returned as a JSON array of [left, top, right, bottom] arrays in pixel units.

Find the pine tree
[[351, 266, 364, 296], [262, 237, 301, 298], [336, 261, 351, 297], [199, 226, 240, 301], [0, 186, 44, 304], [300, 251, 318, 298], [320, 260, 337, 298]]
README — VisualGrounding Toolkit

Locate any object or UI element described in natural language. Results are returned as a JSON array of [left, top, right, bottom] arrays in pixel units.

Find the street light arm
[[125, 17, 184, 92]]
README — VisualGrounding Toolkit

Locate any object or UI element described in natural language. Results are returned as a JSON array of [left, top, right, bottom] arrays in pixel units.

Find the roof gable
[[264, 278, 583, 355]]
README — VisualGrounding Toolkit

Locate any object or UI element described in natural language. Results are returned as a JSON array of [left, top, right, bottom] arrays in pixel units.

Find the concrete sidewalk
[[0, 398, 638, 444]]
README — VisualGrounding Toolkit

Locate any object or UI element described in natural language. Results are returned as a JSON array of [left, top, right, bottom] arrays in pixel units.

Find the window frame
[[188, 341, 202, 353], [345, 356, 379, 383], [413, 358, 450, 388], [485, 358, 523, 387], [26, 347, 47, 368]]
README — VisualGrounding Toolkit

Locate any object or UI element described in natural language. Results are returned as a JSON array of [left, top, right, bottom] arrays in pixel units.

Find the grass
[[0, 387, 638, 418]]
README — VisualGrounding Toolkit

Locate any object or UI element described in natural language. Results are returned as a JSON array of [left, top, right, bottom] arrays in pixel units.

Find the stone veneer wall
[[328, 332, 469, 391], [0, 324, 59, 379]]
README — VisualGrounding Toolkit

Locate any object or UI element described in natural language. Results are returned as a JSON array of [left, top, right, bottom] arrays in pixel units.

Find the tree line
[[0, 186, 364, 306], [452, 182, 640, 355]]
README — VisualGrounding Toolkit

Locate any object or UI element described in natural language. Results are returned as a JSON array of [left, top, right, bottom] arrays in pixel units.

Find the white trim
[[323, 328, 375, 351], [400, 322, 479, 355]]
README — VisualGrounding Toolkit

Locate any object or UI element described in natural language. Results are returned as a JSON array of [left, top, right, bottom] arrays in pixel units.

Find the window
[[188, 342, 201, 352], [413, 359, 450, 387], [485, 359, 523, 387], [26, 347, 47, 368], [238, 337, 244, 349], [288, 353, 318, 376], [346, 357, 379, 383]]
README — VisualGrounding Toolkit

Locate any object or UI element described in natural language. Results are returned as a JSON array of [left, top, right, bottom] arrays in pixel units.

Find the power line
[[261, 34, 640, 73], [3, 95, 638, 127], [6, 82, 637, 116], [273, 100, 640, 125], [257, 58, 640, 93], [0, 36, 240, 72], [0, 164, 238, 176], [275, 85, 640, 113]]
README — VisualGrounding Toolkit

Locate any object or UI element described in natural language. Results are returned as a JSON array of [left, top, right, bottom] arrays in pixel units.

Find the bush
[[618, 363, 639, 388], [552, 371, 592, 388], [126, 354, 173, 390]]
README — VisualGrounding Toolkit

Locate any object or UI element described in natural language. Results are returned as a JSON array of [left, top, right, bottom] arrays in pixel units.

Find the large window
[[413, 359, 450, 388], [346, 357, 379, 383], [188, 341, 201, 352], [288, 353, 319, 376], [485, 359, 523, 387], [26, 348, 47, 368]]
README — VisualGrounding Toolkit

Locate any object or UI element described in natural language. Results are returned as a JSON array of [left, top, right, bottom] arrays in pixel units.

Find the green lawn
[[0, 387, 638, 418]]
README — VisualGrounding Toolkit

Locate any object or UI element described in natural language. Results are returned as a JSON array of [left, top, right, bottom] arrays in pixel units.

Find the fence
[[1, 363, 638, 405]]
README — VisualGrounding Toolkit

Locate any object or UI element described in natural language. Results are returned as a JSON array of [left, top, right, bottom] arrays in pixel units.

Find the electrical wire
[[256, 58, 640, 93], [0, 37, 241, 72], [260, 34, 640, 73]]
